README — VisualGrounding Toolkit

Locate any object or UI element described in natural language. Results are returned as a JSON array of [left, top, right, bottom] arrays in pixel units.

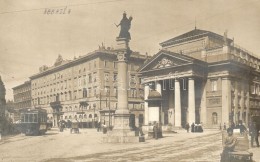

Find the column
[[168, 90, 175, 126], [144, 84, 149, 125], [240, 82, 245, 123], [200, 79, 207, 126], [156, 81, 163, 124], [175, 79, 181, 127], [156, 81, 162, 94], [222, 78, 231, 127], [246, 84, 250, 126], [116, 52, 128, 115], [234, 80, 238, 124], [188, 78, 195, 124]]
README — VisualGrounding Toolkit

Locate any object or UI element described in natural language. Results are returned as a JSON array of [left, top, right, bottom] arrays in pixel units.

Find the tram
[[20, 108, 48, 136]]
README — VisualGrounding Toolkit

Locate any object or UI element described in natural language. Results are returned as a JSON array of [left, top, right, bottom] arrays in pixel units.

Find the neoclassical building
[[13, 81, 31, 110], [29, 47, 147, 127], [139, 28, 260, 128]]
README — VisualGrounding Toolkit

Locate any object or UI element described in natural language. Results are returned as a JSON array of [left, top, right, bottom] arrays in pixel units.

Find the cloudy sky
[[0, 0, 260, 100]]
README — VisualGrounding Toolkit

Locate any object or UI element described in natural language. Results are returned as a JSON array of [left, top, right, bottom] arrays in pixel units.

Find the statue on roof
[[223, 30, 228, 45], [116, 12, 133, 40], [54, 54, 64, 66]]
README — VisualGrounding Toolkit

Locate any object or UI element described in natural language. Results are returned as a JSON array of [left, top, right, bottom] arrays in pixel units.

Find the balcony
[[50, 101, 62, 109]]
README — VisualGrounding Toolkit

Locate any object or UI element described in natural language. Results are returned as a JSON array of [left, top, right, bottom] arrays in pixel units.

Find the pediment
[[139, 50, 194, 72]]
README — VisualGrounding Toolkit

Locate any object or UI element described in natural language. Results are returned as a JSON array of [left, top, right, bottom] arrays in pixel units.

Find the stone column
[[222, 77, 231, 127], [240, 83, 245, 123], [188, 78, 195, 124], [155, 81, 162, 122], [168, 90, 175, 126], [200, 79, 207, 126], [156, 81, 162, 94], [116, 51, 128, 115], [144, 84, 149, 125], [234, 80, 238, 124], [175, 79, 181, 127], [246, 84, 250, 126]]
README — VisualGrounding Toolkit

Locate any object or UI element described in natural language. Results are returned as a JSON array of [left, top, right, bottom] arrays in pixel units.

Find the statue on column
[[116, 12, 133, 40]]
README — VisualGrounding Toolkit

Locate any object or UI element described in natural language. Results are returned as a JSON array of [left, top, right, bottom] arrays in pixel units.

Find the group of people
[[185, 122, 203, 133]]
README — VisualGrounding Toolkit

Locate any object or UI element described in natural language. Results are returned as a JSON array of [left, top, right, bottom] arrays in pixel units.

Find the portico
[[139, 50, 207, 128]]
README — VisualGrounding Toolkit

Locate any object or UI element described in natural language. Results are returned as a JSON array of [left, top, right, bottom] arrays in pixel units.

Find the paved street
[[0, 128, 259, 162]]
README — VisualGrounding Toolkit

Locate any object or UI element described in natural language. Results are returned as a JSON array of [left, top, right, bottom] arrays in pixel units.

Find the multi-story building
[[0, 76, 6, 117], [12, 81, 31, 122], [139, 28, 260, 128], [13, 81, 31, 109], [29, 47, 147, 127]]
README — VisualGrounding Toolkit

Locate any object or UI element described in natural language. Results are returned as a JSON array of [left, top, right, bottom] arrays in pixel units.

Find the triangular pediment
[[139, 50, 194, 72]]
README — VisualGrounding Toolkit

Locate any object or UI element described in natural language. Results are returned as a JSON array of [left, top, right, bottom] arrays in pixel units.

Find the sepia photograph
[[0, 0, 260, 161]]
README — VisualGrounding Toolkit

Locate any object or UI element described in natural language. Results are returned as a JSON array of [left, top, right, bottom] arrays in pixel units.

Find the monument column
[[175, 79, 181, 127], [144, 84, 150, 125], [103, 12, 139, 143], [188, 78, 196, 124]]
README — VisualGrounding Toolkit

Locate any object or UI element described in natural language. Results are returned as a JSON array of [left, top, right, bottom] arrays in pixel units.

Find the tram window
[[33, 114, 37, 123], [21, 114, 25, 122], [25, 114, 29, 123], [29, 114, 33, 122]]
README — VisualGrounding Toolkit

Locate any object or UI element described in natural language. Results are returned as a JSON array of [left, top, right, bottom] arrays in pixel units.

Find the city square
[[1, 0, 260, 161]]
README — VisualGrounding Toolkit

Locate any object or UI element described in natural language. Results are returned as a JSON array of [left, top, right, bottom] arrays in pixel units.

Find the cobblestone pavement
[[45, 132, 222, 162], [1, 128, 259, 162]]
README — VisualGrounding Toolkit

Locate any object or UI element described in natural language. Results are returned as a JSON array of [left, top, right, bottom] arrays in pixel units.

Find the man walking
[[250, 122, 259, 147], [185, 123, 190, 133]]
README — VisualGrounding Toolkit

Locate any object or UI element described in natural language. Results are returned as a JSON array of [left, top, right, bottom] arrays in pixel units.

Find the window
[[104, 60, 108, 68], [113, 87, 118, 97], [113, 74, 117, 81], [130, 88, 137, 97], [105, 86, 110, 96], [93, 72, 97, 82], [83, 88, 87, 98], [94, 86, 97, 96], [130, 75, 136, 83], [88, 74, 92, 83], [104, 72, 109, 81], [212, 112, 218, 125], [113, 61, 118, 69], [211, 80, 217, 92]]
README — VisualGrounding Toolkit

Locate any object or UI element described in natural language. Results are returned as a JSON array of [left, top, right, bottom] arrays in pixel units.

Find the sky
[[0, 0, 260, 100]]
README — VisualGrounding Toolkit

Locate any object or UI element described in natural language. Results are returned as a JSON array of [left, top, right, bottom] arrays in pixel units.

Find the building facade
[[29, 48, 147, 127], [13, 81, 31, 110], [139, 28, 260, 128]]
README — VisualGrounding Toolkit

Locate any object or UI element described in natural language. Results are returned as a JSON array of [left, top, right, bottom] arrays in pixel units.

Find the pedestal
[[103, 37, 141, 143]]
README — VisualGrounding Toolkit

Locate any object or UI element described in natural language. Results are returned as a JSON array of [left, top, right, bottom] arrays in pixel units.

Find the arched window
[[212, 112, 218, 125], [89, 114, 92, 118], [84, 114, 87, 118]]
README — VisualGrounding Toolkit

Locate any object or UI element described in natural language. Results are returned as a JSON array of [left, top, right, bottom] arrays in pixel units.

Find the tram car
[[19, 108, 48, 136]]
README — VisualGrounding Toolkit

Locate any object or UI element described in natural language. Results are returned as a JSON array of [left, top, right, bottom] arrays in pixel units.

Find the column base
[[103, 113, 141, 143]]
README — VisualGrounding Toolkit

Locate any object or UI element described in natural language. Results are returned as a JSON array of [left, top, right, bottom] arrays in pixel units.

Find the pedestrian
[[249, 122, 259, 147], [221, 128, 237, 162], [153, 123, 158, 139], [223, 123, 226, 130], [191, 122, 195, 133], [185, 123, 190, 133], [97, 121, 101, 132], [103, 123, 107, 134], [139, 124, 145, 136]]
